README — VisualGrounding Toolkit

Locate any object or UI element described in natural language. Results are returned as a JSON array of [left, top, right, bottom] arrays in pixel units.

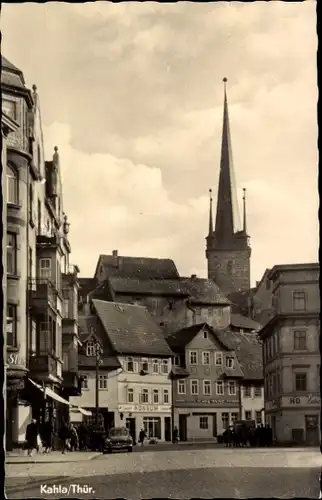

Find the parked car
[[103, 427, 133, 454]]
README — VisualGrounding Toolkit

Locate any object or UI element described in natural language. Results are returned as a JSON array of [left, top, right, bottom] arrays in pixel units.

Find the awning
[[28, 378, 71, 406], [28, 378, 92, 415], [70, 406, 92, 416]]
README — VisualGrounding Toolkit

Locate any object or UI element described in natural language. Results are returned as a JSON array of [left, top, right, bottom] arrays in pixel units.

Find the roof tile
[[92, 299, 173, 357], [97, 254, 179, 280]]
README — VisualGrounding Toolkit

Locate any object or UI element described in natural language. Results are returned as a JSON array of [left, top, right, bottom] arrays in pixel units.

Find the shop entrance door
[[179, 414, 187, 442], [126, 418, 136, 445], [212, 413, 217, 437], [305, 415, 319, 446], [164, 417, 171, 441]]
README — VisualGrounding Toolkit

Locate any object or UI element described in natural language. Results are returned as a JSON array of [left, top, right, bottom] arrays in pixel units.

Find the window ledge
[[7, 273, 20, 281], [7, 346, 19, 352], [7, 203, 21, 210]]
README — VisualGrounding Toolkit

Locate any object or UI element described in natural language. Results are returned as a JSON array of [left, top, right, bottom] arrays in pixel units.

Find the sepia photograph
[[1, 1, 320, 498]]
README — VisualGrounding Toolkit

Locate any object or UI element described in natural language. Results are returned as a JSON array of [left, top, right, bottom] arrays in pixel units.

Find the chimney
[[112, 250, 118, 257], [191, 274, 197, 279]]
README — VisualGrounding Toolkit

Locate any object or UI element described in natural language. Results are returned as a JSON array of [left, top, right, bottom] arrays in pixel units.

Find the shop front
[[117, 404, 172, 443], [175, 399, 240, 442], [272, 395, 321, 446]]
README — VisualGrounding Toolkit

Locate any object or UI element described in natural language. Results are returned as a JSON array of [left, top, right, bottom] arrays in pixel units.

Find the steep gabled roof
[[92, 299, 173, 357], [216, 329, 263, 381], [90, 276, 230, 306], [166, 323, 231, 352], [230, 313, 261, 331], [94, 254, 179, 281], [1, 55, 26, 89]]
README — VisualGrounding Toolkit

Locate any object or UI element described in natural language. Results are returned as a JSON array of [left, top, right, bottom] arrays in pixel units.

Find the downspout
[[171, 373, 175, 442], [238, 380, 243, 420]]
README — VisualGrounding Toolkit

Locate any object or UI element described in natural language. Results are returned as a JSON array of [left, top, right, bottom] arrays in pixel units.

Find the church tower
[[206, 79, 251, 295]]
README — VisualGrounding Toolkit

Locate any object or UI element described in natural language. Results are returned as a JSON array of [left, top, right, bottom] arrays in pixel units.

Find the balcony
[[36, 226, 60, 248], [29, 353, 57, 379], [62, 264, 80, 286], [28, 278, 57, 313]]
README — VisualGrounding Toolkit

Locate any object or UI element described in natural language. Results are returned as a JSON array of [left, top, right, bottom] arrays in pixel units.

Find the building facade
[[206, 80, 251, 295], [2, 56, 81, 448], [72, 299, 173, 442], [168, 324, 243, 441], [259, 263, 320, 445]]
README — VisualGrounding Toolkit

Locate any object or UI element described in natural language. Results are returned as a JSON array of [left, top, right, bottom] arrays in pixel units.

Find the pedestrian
[[42, 419, 54, 453], [172, 426, 178, 444], [59, 420, 71, 454], [70, 424, 79, 451], [139, 428, 146, 446], [25, 418, 38, 456]]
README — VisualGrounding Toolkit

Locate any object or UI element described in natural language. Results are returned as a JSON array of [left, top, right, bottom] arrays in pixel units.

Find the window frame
[[293, 330, 307, 350], [140, 388, 149, 404], [7, 164, 19, 205], [292, 290, 307, 312], [203, 379, 211, 396], [7, 232, 17, 275], [199, 416, 208, 430], [163, 389, 169, 404], [254, 386, 262, 398], [228, 381, 236, 396], [152, 359, 159, 373], [226, 356, 234, 369], [177, 379, 186, 395], [161, 359, 169, 374], [202, 351, 210, 365], [295, 372, 307, 392], [98, 374, 108, 390], [2, 98, 17, 120], [243, 386, 252, 398], [216, 380, 224, 395], [81, 375, 88, 390], [39, 258, 52, 281], [190, 379, 199, 395], [245, 411, 252, 421], [7, 304, 17, 348], [127, 356, 134, 372], [189, 350, 197, 365], [221, 412, 229, 429], [140, 358, 149, 373], [86, 341, 95, 357], [255, 411, 262, 425], [153, 388, 159, 404], [127, 388, 134, 403], [215, 352, 223, 366]]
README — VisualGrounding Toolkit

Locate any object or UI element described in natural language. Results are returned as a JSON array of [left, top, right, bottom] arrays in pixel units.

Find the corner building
[[259, 263, 320, 445]]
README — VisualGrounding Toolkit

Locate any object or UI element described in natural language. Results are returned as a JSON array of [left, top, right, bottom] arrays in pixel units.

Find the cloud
[[2, 1, 318, 284]]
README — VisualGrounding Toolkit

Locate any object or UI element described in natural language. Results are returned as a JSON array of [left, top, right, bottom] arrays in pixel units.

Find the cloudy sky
[[2, 2, 318, 284]]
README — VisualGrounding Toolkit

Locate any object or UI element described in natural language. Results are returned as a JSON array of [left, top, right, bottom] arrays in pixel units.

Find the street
[[5, 447, 321, 499]]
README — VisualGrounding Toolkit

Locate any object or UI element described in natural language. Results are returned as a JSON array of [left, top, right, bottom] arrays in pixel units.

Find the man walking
[[25, 419, 38, 456]]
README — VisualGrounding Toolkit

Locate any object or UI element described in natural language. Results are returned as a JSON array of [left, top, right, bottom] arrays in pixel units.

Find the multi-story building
[[206, 80, 251, 295], [72, 299, 173, 442], [83, 253, 232, 334], [167, 323, 243, 441], [259, 263, 320, 445], [2, 56, 81, 448]]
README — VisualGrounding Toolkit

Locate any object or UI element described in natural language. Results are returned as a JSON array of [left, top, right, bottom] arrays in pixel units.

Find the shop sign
[[7, 353, 26, 366], [265, 399, 279, 411], [118, 404, 171, 413], [193, 399, 239, 405], [283, 394, 321, 407]]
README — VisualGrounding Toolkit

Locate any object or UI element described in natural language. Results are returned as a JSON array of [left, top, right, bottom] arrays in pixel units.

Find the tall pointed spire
[[243, 187, 247, 234], [208, 189, 213, 236], [214, 78, 241, 244]]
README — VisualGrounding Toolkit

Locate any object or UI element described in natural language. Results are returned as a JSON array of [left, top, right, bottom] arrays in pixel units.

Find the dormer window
[[86, 341, 95, 357], [226, 357, 234, 369]]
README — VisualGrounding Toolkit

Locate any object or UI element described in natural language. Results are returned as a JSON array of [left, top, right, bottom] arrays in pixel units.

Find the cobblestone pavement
[[6, 451, 101, 464], [5, 447, 321, 499]]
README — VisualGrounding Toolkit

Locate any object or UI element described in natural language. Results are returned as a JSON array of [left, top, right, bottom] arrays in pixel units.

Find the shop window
[[245, 411, 252, 421], [81, 375, 88, 389], [143, 417, 161, 439], [221, 412, 229, 429], [199, 416, 208, 430], [255, 411, 262, 425], [231, 413, 238, 424]]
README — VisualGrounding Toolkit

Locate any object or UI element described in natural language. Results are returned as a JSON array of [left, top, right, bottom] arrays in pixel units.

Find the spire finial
[[32, 84, 37, 92], [243, 187, 247, 234], [54, 146, 58, 152], [208, 188, 213, 236]]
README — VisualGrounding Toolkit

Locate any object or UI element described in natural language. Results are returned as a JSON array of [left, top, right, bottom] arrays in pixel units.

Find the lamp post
[[95, 340, 103, 431]]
